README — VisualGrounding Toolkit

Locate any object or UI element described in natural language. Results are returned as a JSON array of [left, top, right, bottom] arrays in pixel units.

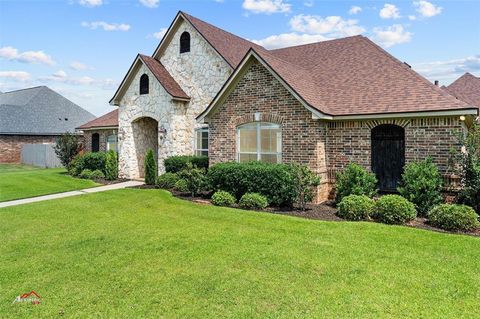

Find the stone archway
[[132, 117, 158, 178]]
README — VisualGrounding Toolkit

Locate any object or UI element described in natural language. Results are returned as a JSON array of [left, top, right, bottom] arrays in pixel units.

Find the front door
[[371, 124, 405, 192]]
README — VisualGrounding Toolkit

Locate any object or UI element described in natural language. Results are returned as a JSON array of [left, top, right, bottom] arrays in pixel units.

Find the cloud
[[38, 71, 118, 89], [0, 71, 31, 82], [304, 0, 314, 7], [413, 55, 480, 82], [139, 0, 159, 8], [414, 0, 442, 18], [152, 28, 168, 40], [242, 0, 291, 14], [70, 61, 91, 71], [81, 21, 131, 31], [349, 6, 362, 15], [53, 70, 68, 79], [372, 24, 412, 47], [379, 3, 401, 19], [0, 46, 55, 65], [289, 14, 365, 37], [79, 0, 103, 7], [408, 15, 417, 20], [252, 33, 329, 49]]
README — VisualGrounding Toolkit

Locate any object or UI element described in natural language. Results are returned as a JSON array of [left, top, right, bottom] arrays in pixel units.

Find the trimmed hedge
[[335, 163, 377, 204], [90, 169, 105, 179], [207, 162, 297, 207], [211, 191, 236, 207], [164, 155, 209, 173], [374, 195, 417, 225], [428, 204, 479, 231], [174, 179, 189, 193], [156, 173, 179, 189], [70, 152, 107, 176], [337, 195, 375, 221], [239, 193, 268, 210]]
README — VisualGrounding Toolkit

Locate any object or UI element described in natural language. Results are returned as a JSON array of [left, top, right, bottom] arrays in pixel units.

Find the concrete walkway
[[0, 181, 144, 208]]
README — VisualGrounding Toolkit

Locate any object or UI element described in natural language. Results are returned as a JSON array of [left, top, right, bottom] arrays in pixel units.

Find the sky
[[0, 0, 479, 116]]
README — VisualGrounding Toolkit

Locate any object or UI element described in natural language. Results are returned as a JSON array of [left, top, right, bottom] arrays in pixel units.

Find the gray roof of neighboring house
[[0, 86, 95, 135]]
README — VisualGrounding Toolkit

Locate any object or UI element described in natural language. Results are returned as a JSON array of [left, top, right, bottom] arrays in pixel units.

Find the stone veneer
[[83, 129, 118, 153], [118, 18, 231, 178], [0, 135, 57, 163]]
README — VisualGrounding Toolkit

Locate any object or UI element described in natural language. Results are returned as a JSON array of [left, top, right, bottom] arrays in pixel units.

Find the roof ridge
[[2, 85, 46, 95], [270, 35, 363, 52]]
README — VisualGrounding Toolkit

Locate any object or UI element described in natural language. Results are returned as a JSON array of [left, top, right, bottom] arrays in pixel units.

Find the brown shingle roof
[[444, 72, 480, 108], [77, 109, 118, 129], [139, 54, 190, 100]]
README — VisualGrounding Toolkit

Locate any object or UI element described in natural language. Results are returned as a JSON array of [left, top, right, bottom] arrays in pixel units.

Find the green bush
[[70, 152, 107, 176], [288, 163, 321, 210], [207, 162, 297, 207], [54, 132, 82, 169], [90, 169, 105, 179], [104, 150, 118, 180], [335, 163, 377, 204], [79, 169, 93, 179], [177, 163, 207, 197], [164, 155, 209, 173], [458, 162, 480, 214], [211, 191, 236, 207], [397, 158, 443, 216], [239, 193, 268, 210], [337, 195, 375, 221], [174, 179, 189, 193], [374, 195, 417, 225], [156, 173, 179, 189], [428, 204, 479, 231], [144, 149, 157, 185]]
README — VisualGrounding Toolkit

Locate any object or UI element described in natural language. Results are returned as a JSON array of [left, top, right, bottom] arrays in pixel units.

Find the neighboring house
[[111, 11, 478, 201], [77, 109, 119, 153], [0, 86, 95, 163], [442, 72, 480, 110]]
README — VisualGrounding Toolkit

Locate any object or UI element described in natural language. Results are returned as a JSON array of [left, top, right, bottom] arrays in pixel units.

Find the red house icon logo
[[13, 291, 41, 305]]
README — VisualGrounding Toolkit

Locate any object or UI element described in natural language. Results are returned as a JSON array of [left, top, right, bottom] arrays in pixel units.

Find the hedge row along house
[[105, 11, 478, 202]]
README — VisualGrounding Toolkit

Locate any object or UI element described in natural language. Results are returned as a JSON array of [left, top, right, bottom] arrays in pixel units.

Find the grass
[[0, 164, 98, 202], [1, 189, 479, 318]]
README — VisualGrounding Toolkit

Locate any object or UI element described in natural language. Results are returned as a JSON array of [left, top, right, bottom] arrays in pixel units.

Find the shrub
[[288, 163, 321, 210], [90, 169, 105, 179], [337, 195, 375, 221], [374, 195, 417, 225], [239, 193, 268, 210], [397, 158, 443, 216], [335, 163, 377, 204], [104, 150, 118, 180], [428, 204, 479, 231], [79, 169, 93, 179], [144, 149, 157, 185], [207, 162, 297, 207], [70, 152, 107, 176], [211, 191, 236, 207], [54, 132, 82, 169], [156, 173, 179, 189], [457, 162, 480, 214], [164, 155, 209, 173], [177, 163, 207, 197], [174, 179, 189, 193]]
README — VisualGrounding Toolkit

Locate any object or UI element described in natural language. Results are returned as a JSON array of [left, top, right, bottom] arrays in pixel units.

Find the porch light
[[460, 115, 466, 121]]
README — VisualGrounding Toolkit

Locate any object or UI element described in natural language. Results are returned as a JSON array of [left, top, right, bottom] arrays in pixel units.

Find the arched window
[[180, 32, 190, 53], [237, 122, 281, 163], [140, 74, 149, 95], [92, 133, 100, 152]]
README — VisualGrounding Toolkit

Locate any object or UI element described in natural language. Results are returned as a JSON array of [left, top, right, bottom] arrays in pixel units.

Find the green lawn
[[0, 164, 98, 202], [0, 190, 479, 318]]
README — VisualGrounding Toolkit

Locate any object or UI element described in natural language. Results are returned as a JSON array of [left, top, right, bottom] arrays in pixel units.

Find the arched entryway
[[371, 124, 405, 192], [132, 117, 158, 178]]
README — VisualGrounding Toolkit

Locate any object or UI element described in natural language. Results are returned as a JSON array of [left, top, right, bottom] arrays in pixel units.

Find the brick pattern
[[83, 129, 118, 153], [0, 135, 57, 163]]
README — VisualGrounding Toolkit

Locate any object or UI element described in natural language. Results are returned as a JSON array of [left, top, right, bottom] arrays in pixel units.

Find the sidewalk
[[0, 181, 144, 208]]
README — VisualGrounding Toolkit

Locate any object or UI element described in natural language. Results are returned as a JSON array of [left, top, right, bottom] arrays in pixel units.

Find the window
[[195, 128, 208, 156], [107, 134, 118, 152], [140, 74, 149, 95], [91, 133, 100, 152], [180, 31, 190, 53], [237, 122, 281, 163]]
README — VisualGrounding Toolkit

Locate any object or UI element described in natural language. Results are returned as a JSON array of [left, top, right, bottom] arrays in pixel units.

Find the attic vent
[[403, 62, 411, 68], [65, 118, 68, 121]]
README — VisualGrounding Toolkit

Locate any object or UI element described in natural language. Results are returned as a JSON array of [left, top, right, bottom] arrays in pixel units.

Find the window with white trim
[[106, 134, 118, 152], [195, 128, 208, 156], [237, 122, 282, 163]]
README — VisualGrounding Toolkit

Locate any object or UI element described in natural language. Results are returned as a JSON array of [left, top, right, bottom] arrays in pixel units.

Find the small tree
[[54, 132, 82, 169], [289, 163, 321, 210], [105, 150, 118, 180], [177, 162, 207, 197], [144, 149, 157, 185]]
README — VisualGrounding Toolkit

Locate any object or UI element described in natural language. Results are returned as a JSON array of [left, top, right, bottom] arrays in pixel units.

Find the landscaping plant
[[397, 158, 443, 216], [90, 169, 105, 180], [164, 155, 209, 173], [173, 179, 189, 193], [335, 163, 377, 204], [54, 132, 82, 169], [239, 193, 268, 210], [105, 150, 118, 180], [211, 191, 236, 207], [337, 195, 375, 221], [156, 172, 180, 189], [177, 163, 207, 197], [288, 163, 321, 210], [373, 195, 417, 225], [144, 149, 157, 185], [428, 204, 479, 232], [70, 152, 107, 176], [79, 169, 93, 179]]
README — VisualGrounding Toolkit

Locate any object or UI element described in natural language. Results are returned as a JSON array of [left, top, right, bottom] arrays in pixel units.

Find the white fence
[[21, 143, 62, 168]]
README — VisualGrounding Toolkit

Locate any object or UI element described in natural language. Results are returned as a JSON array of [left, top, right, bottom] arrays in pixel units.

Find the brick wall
[[0, 135, 57, 163], [83, 129, 118, 153]]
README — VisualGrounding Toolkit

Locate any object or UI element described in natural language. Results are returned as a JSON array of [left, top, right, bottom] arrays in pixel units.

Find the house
[[77, 109, 119, 152], [111, 11, 478, 201], [0, 86, 95, 163], [442, 72, 480, 110]]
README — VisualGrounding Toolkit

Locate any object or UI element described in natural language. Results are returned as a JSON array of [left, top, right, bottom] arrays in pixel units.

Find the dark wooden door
[[92, 133, 100, 152], [371, 125, 405, 192]]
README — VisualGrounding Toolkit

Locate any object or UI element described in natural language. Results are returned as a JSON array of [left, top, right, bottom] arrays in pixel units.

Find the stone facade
[[83, 129, 118, 153], [0, 135, 57, 163], [118, 18, 231, 179]]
